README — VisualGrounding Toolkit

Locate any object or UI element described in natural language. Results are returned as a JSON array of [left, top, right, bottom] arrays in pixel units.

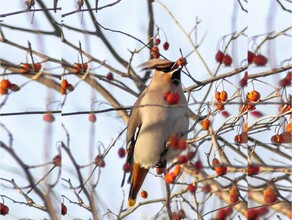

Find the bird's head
[[139, 59, 182, 86]]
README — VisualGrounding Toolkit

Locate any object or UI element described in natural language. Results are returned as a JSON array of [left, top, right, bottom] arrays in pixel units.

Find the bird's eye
[[158, 67, 171, 73]]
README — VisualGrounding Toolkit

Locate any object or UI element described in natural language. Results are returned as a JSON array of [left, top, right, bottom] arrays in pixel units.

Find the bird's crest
[[138, 59, 175, 70]]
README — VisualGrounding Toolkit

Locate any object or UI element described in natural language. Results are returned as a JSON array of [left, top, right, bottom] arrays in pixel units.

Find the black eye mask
[[156, 67, 172, 73]]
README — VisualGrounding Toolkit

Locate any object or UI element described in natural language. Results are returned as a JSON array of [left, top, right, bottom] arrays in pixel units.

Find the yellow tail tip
[[128, 198, 136, 207]]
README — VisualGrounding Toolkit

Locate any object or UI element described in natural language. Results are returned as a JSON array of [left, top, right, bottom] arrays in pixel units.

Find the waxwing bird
[[121, 59, 189, 207]]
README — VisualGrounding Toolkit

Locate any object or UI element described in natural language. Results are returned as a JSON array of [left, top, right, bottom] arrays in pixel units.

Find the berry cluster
[[20, 62, 42, 73], [215, 51, 232, 66], [61, 79, 74, 95], [73, 63, 88, 73], [151, 37, 170, 59], [248, 51, 268, 66], [214, 90, 228, 111], [167, 135, 187, 150]]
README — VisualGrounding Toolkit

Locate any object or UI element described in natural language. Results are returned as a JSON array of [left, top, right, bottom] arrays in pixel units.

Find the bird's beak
[[170, 66, 182, 81]]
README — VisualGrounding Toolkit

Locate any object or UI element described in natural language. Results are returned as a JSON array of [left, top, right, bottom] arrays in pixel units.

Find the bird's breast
[[133, 87, 189, 168]]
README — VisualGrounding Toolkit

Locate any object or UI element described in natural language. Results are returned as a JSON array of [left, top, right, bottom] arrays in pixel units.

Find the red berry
[[230, 184, 239, 205], [172, 165, 181, 176], [95, 155, 105, 167], [247, 209, 257, 220], [0, 203, 9, 216], [215, 51, 224, 63], [212, 158, 227, 176], [201, 184, 211, 193], [253, 54, 268, 66], [224, 207, 233, 215], [61, 79, 68, 89], [165, 92, 179, 105], [216, 166, 227, 176], [250, 110, 263, 117], [247, 90, 261, 102], [0, 79, 11, 89], [279, 78, 290, 87], [106, 72, 114, 80], [177, 155, 188, 164], [164, 91, 171, 100], [280, 131, 291, 143], [123, 163, 131, 172], [215, 209, 226, 220], [163, 41, 169, 50], [118, 148, 126, 158], [216, 102, 225, 111], [53, 155, 61, 166], [286, 72, 292, 81], [61, 203, 67, 216], [61, 87, 66, 95], [178, 209, 186, 218], [219, 90, 228, 102], [221, 111, 230, 117], [286, 123, 292, 134], [248, 51, 255, 64], [151, 46, 160, 58], [257, 207, 269, 215], [223, 54, 232, 66], [177, 57, 187, 66], [156, 167, 164, 175], [168, 135, 178, 149], [154, 38, 161, 45], [215, 91, 221, 101], [271, 134, 282, 145], [194, 160, 202, 171], [67, 83, 74, 92], [34, 63, 42, 71], [212, 158, 220, 165], [187, 183, 196, 193], [152, 52, 160, 59], [264, 184, 278, 204], [177, 139, 187, 150], [202, 118, 210, 130], [0, 88, 8, 95], [247, 165, 260, 176], [165, 172, 175, 184], [186, 151, 196, 160], [240, 72, 248, 87], [9, 84, 20, 92], [82, 63, 88, 71], [247, 207, 268, 220], [172, 212, 179, 220], [43, 112, 55, 123], [88, 112, 96, 123], [216, 207, 233, 219], [151, 45, 159, 52], [141, 190, 148, 199], [74, 63, 82, 73], [20, 63, 33, 73], [279, 72, 291, 87]]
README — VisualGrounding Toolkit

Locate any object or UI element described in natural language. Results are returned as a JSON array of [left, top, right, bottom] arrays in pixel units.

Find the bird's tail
[[128, 162, 149, 207]]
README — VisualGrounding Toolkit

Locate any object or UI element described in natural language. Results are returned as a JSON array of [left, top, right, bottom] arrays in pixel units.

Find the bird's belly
[[134, 105, 189, 169]]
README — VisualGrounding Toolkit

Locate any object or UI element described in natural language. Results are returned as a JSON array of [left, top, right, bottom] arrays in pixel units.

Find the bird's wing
[[121, 89, 147, 187], [138, 59, 175, 70]]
